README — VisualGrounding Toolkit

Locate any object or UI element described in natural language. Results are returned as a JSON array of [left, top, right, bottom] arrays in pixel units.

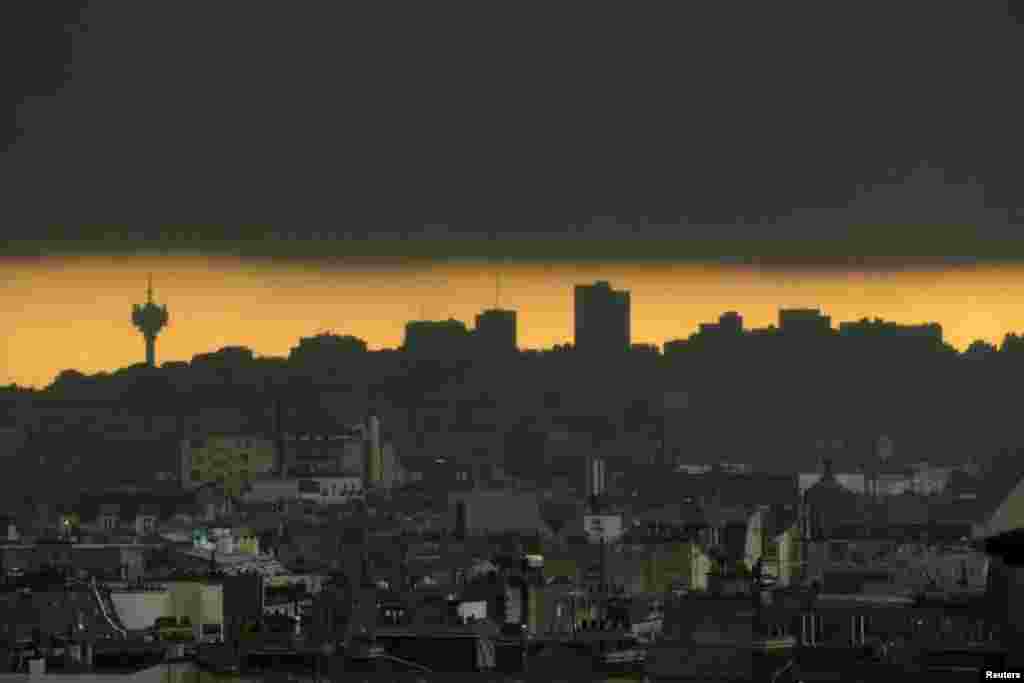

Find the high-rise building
[[778, 308, 831, 335], [474, 309, 517, 354], [402, 319, 472, 358], [697, 311, 744, 338], [574, 281, 630, 353]]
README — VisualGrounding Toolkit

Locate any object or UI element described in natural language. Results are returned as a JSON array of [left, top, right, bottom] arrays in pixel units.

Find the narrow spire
[[147, 273, 154, 304], [496, 270, 501, 309]]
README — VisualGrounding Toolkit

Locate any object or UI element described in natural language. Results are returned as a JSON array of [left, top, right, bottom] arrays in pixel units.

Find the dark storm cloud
[[2, 2, 1024, 258], [1, 3, 88, 151]]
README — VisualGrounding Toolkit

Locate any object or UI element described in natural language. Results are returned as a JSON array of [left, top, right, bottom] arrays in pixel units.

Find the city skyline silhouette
[[7, 256, 1024, 389]]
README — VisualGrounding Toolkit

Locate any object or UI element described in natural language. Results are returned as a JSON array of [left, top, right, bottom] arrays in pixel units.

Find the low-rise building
[[283, 430, 364, 476], [0, 541, 157, 580], [243, 475, 300, 504], [297, 474, 364, 505]]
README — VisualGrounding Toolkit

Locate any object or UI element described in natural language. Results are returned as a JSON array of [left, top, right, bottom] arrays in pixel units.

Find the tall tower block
[[131, 274, 169, 367]]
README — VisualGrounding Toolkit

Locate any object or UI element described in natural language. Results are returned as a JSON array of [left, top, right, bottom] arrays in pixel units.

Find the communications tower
[[131, 274, 169, 367]]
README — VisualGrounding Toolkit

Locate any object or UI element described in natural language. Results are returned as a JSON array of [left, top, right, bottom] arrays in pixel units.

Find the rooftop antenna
[[495, 270, 501, 309], [147, 273, 153, 304]]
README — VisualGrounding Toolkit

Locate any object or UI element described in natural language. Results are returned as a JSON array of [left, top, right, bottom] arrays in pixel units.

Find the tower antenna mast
[[132, 273, 169, 367]]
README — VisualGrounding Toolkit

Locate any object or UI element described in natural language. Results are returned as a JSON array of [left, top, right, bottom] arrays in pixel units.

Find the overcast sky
[[3, 2, 1024, 251]]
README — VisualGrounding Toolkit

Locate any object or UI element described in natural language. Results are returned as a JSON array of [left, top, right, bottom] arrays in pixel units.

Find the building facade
[[474, 309, 517, 354], [403, 319, 473, 358], [574, 281, 630, 354], [180, 433, 276, 493], [297, 475, 364, 505], [284, 432, 363, 476]]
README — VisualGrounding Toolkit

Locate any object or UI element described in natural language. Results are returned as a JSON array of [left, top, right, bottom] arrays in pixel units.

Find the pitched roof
[[982, 474, 1024, 538]]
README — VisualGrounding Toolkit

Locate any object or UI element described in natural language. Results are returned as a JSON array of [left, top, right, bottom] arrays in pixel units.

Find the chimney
[[586, 456, 606, 501]]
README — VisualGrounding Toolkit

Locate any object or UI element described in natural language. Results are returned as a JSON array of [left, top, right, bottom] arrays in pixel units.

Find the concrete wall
[[108, 581, 224, 633], [775, 528, 800, 587], [642, 543, 709, 594], [109, 590, 170, 631], [168, 581, 223, 638]]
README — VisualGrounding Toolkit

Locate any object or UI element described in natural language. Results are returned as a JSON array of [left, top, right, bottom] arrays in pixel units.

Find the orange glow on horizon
[[3, 255, 1023, 388]]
